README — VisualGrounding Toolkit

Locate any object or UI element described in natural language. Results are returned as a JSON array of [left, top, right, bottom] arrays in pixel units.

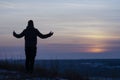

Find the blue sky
[[0, 0, 120, 59]]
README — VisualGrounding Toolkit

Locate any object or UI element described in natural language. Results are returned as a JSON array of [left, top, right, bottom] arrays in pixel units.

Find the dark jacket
[[13, 27, 53, 48]]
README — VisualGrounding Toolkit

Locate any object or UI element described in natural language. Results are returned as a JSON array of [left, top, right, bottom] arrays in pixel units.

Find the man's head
[[27, 20, 34, 28]]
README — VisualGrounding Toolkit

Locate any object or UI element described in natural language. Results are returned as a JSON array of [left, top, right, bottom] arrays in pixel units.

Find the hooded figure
[[13, 20, 53, 73]]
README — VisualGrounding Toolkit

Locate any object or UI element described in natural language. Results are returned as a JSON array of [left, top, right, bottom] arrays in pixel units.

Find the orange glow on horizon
[[89, 48, 106, 53]]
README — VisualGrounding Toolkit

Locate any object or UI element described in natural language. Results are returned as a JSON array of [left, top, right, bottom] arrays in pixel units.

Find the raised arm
[[36, 29, 53, 39], [13, 30, 25, 38]]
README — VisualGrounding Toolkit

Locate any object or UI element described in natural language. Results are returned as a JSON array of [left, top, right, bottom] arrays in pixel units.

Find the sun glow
[[84, 35, 106, 39], [89, 48, 105, 53]]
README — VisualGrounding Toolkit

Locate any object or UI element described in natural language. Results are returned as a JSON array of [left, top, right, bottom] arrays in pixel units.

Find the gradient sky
[[0, 0, 120, 59]]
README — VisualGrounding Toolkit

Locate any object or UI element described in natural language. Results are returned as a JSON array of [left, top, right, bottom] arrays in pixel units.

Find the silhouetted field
[[0, 59, 120, 80]]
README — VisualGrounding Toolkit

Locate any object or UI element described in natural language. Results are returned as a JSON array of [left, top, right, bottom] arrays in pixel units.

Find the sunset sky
[[0, 0, 120, 59]]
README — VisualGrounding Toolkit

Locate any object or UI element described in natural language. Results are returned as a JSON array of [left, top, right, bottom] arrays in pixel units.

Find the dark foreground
[[0, 59, 120, 80]]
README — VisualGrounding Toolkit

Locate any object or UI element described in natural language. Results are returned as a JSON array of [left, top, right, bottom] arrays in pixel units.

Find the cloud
[[0, 0, 120, 59], [0, 0, 118, 14]]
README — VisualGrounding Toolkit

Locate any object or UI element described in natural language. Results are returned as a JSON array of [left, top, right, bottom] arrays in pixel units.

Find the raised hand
[[49, 31, 54, 36], [13, 31, 16, 36]]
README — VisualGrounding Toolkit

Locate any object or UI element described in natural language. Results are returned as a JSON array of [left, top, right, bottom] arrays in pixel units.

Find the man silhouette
[[13, 20, 53, 73]]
